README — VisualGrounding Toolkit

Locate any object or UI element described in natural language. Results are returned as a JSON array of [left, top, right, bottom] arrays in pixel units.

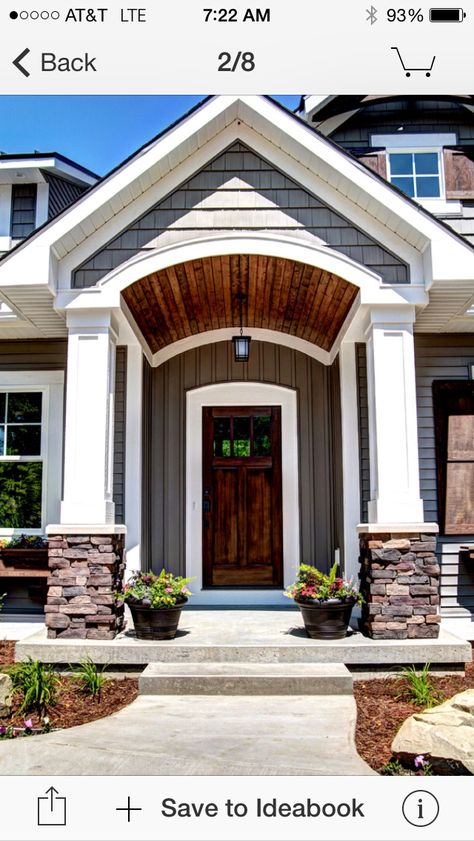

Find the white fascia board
[[0, 244, 54, 289], [0, 158, 96, 187]]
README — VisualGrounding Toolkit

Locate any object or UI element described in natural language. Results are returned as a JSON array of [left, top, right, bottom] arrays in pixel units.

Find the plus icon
[[116, 796, 142, 822]]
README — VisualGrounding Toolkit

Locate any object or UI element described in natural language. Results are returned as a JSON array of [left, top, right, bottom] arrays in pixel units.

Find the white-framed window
[[387, 150, 443, 199], [0, 371, 64, 535], [371, 132, 458, 206]]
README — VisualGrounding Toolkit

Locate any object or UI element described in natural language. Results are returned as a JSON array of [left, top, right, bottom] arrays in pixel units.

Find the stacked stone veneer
[[359, 531, 440, 640], [46, 533, 126, 639]]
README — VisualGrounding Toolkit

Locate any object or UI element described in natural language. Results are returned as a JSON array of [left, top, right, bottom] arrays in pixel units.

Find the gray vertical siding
[[43, 171, 89, 220], [414, 334, 474, 523], [356, 343, 370, 521], [113, 346, 127, 523], [141, 340, 342, 578], [414, 334, 474, 616], [73, 141, 408, 288]]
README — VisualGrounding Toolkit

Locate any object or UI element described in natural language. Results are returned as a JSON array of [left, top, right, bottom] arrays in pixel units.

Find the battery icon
[[429, 8, 466, 21]]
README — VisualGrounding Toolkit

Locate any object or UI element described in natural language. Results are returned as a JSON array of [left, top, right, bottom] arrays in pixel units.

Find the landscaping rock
[[0, 674, 12, 716], [392, 689, 474, 773]]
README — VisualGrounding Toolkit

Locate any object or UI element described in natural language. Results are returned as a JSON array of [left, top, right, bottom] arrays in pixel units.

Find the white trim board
[[185, 382, 299, 606], [371, 133, 457, 148]]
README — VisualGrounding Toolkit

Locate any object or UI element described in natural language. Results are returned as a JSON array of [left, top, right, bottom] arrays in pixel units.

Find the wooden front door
[[202, 406, 283, 587]]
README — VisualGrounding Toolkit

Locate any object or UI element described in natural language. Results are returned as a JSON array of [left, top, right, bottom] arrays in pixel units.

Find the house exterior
[[1, 95, 474, 634]]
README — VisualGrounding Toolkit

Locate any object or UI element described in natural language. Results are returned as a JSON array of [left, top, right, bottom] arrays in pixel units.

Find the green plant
[[398, 663, 444, 708], [284, 561, 363, 605], [72, 657, 107, 701], [380, 754, 434, 776], [380, 758, 405, 775], [117, 569, 194, 608], [8, 658, 59, 715]]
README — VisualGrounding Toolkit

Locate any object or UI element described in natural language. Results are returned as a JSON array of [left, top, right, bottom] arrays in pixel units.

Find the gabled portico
[[3, 95, 474, 633]]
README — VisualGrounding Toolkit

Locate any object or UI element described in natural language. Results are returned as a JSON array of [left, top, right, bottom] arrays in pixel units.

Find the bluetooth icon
[[366, 5, 378, 24]]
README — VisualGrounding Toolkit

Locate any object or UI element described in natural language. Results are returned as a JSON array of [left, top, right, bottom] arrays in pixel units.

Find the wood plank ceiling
[[122, 255, 358, 354]]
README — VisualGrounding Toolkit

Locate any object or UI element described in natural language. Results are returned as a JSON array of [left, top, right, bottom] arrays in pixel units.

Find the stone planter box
[[358, 526, 440, 640]]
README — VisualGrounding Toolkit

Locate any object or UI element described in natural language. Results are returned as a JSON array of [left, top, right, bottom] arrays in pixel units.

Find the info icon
[[402, 790, 440, 827]]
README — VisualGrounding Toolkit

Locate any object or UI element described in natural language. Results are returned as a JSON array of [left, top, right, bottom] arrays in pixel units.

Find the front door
[[202, 406, 283, 587]]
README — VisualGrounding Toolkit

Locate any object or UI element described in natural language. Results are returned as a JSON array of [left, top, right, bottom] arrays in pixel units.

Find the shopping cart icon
[[391, 46, 436, 77]]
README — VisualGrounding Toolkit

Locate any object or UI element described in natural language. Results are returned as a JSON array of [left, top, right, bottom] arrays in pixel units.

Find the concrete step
[[138, 661, 353, 695]]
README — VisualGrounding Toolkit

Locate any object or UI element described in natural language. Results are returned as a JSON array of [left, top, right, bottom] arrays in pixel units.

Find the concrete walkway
[[0, 692, 375, 775]]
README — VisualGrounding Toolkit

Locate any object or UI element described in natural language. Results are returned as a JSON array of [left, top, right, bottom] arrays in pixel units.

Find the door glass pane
[[253, 415, 271, 456], [213, 417, 231, 457], [0, 425, 4, 455], [0, 462, 42, 528], [233, 416, 251, 456], [6, 425, 41, 456], [7, 392, 42, 423]]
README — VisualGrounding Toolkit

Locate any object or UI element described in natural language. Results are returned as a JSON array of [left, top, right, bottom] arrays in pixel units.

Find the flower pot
[[129, 599, 187, 640], [296, 599, 355, 640]]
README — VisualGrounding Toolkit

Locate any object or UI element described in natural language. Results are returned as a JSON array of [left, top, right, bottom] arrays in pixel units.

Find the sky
[[0, 95, 301, 176]]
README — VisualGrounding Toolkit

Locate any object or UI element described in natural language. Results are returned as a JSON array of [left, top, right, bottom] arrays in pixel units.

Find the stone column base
[[358, 524, 440, 640], [45, 526, 126, 640]]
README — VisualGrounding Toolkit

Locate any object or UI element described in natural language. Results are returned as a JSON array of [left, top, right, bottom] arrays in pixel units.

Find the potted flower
[[117, 569, 194, 640], [284, 562, 363, 640]]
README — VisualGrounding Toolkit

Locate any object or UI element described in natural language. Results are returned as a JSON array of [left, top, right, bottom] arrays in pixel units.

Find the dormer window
[[10, 183, 37, 239], [372, 133, 458, 207], [388, 151, 441, 199]]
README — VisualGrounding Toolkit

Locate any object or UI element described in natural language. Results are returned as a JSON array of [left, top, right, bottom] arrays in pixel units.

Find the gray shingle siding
[[73, 141, 409, 288]]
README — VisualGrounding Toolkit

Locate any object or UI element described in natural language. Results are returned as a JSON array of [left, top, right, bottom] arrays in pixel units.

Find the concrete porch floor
[[14, 608, 472, 669]]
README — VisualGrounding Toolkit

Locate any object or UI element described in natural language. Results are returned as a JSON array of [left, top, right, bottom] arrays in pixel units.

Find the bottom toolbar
[[0, 775, 472, 841]]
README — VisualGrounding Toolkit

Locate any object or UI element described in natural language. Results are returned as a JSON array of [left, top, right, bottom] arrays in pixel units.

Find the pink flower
[[23, 719, 33, 729], [414, 755, 426, 768], [165, 587, 173, 593]]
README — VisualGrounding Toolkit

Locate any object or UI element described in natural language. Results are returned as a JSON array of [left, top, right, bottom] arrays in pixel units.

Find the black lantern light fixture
[[232, 291, 251, 363]]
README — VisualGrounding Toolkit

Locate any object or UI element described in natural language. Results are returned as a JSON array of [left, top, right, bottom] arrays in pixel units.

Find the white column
[[124, 343, 143, 574], [366, 305, 424, 524], [61, 309, 117, 525], [339, 340, 361, 581]]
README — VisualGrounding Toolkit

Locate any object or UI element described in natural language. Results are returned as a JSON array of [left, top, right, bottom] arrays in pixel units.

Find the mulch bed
[[0, 640, 139, 733], [354, 660, 474, 772], [0, 641, 15, 667]]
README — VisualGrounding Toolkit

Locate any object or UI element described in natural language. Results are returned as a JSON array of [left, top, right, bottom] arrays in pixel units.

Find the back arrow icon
[[13, 48, 31, 77]]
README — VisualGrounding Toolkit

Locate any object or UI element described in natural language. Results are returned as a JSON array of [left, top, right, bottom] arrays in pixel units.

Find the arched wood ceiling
[[122, 255, 359, 354]]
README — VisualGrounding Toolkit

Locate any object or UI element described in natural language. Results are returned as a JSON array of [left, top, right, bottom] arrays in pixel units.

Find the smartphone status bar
[[1, 1, 474, 93]]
